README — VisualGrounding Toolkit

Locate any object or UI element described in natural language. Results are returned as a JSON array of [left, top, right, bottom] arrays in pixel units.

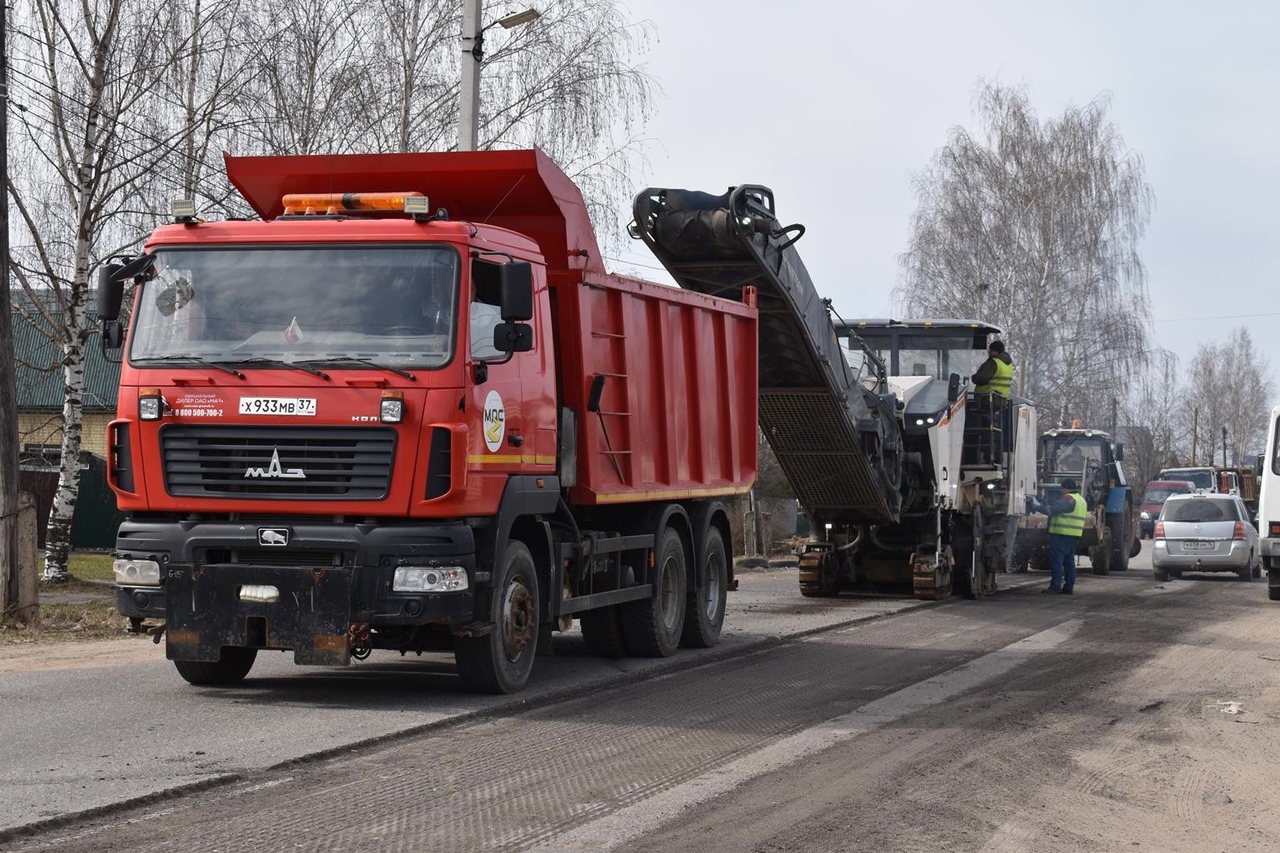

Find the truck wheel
[[455, 541, 540, 694], [681, 528, 727, 648], [1029, 548, 1050, 573], [622, 527, 687, 656], [173, 647, 257, 686], [580, 607, 627, 657]]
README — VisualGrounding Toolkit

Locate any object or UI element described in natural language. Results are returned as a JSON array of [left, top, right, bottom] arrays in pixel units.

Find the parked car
[[1152, 492, 1261, 582], [1138, 479, 1196, 538]]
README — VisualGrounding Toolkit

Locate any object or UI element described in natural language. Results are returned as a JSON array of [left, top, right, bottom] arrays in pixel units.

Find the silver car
[[1153, 492, 1261, 581]]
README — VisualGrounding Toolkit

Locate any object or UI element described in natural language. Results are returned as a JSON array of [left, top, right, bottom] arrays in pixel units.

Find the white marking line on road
[[532, 619, 1082, 853]]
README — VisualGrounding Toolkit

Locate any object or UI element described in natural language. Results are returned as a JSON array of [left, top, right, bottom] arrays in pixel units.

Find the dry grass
[[1, 552, 125, 643], [0, 601, 130, 645]]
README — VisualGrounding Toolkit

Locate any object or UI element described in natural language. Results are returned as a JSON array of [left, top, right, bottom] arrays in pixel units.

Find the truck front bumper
[[113, 517, 479, 664]]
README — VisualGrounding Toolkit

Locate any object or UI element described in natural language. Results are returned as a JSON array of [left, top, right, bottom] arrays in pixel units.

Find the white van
[[1259, 404, 1280, 600]]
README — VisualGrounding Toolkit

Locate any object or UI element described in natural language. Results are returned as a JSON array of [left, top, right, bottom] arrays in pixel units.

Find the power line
[[1154, 311, 1280, 324]]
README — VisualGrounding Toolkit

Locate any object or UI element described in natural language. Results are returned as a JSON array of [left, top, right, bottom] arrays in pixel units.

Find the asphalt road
[[0, 562, 940, 835], [8, 543, 1278, 852]]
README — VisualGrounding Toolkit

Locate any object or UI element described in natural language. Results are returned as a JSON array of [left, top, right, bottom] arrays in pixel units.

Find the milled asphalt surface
[[0, 562, 1050, 837]]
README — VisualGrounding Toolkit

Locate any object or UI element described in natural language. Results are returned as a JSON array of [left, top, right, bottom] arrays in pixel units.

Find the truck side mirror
[[493, 322, 533, 354], [499, 262, 533, 322], [1114, 443, 1124, 462], [947, 372, 960, 402], [97, 263, 125, 321]]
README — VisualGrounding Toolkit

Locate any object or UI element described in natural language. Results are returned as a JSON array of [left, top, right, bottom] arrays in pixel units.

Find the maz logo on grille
[[245, 448, 306, 479]]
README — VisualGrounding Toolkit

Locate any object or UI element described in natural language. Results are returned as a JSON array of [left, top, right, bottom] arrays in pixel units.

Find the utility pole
[[1222, 425, 1228, 469], [1191, 407, 1198, 466], [458, 0, 483, 151], [457, 4, 540, 152], [0, 0, 21, 617]]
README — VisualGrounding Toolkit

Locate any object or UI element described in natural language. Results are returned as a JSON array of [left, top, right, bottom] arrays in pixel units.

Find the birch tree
[[1119, 348, 1184, 483], [895, 82, 1154, 428], [1183, 328, 1273, 466], [7, 0, 189, 581]]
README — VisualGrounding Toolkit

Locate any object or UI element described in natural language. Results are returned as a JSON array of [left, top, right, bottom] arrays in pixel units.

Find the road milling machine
[[631, 188, 1038, 600]]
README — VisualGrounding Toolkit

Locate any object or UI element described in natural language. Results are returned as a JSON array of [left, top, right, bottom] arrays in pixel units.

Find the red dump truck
[[99, 150, 758, 693]]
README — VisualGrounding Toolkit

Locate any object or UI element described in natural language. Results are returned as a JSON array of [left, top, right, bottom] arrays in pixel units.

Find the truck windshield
[[128, 246, 459, 368]]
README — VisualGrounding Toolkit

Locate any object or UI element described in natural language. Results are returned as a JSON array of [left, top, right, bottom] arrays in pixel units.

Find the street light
[[458, 3, 541, 152]]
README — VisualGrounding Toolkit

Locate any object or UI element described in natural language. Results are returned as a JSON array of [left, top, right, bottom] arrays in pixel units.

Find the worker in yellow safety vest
[[972, 340, 1014, 397], [1033, 477, 1088, 594]]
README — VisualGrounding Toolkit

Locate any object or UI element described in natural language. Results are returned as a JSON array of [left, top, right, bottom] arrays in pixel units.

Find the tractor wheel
[[1110, 513, 1131, 571], [1090, 529, 1112, 575]]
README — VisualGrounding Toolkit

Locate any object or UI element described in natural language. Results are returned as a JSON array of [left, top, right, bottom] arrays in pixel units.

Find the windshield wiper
[[297, 357, 417, 381], [133, 354, 245, 379], [232, 358, 331, 380]]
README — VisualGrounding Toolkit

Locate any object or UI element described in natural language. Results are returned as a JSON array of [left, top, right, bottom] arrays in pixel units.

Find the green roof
[[11, 312, 120, 411]]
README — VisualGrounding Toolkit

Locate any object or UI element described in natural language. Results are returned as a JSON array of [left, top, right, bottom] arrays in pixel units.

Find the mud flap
[[165, 565, 353, 666]]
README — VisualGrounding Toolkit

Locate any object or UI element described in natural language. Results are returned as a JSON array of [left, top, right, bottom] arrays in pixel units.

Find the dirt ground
[[0, 635, 157, 673], [624, 582, 1280, 853]]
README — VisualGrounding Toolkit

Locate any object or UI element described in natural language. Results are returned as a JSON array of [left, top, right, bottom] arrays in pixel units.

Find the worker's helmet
[[1060, 478, 1078, 491]]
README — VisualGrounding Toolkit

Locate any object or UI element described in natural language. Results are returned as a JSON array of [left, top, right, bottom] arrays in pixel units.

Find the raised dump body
[[631, 186, 901, 525]]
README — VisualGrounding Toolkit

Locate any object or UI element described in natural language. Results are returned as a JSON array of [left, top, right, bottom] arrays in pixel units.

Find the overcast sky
[[610, 0, 1280, 404]]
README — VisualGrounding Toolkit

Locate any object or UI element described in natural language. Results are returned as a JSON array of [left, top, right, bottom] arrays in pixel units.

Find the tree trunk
[[40, 329, 88, 583]]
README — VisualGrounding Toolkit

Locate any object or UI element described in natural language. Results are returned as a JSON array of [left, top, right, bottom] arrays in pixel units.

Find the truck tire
[[455, 541, 540, 694], [173, 647, 257, 686], [681, 527, 727, 648], [622, 526, 687, 657], [580, 606, 627, 657]]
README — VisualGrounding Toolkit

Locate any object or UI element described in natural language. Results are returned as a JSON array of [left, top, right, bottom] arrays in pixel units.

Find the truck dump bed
[[631, 185, 902, 524], [223, 149, 759, 508]]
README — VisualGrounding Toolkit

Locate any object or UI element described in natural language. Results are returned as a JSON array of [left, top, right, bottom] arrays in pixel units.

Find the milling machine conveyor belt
[[631, 185, 902, 524]]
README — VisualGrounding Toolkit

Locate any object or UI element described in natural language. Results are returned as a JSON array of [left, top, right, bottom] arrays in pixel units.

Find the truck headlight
[[393, 566, 469, 592], [114, 559, 161, 586], [380, 391, 404, 423]]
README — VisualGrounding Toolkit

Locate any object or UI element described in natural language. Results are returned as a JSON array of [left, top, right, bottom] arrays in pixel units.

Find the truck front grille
[[160, 426, 395, 500]]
